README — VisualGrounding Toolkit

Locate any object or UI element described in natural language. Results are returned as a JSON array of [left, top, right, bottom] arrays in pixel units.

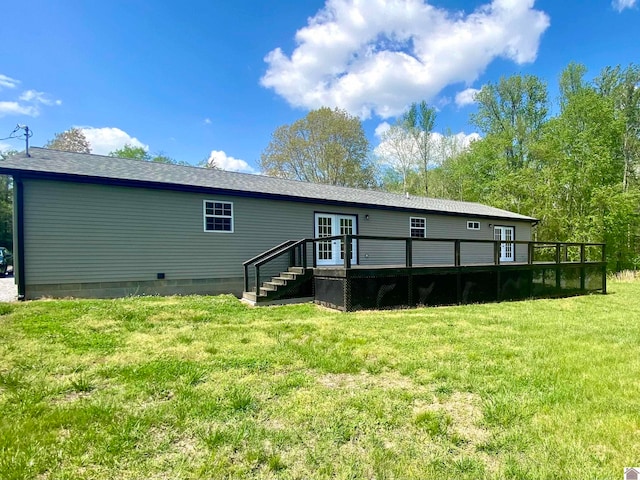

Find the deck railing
[[242, 235, 606, 293]]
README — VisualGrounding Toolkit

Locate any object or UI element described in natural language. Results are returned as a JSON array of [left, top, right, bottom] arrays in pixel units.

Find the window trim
[[203, 200, 234, 233], [467, 221, 481, 230], [409, 217, 426, 238]]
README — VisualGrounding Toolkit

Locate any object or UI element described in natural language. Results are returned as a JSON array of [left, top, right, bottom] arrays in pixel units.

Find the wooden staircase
[[242, 266, 313, 305]]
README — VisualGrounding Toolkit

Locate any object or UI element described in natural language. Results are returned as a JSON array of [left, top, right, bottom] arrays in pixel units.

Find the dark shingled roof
[[0, 147, 536, 222]]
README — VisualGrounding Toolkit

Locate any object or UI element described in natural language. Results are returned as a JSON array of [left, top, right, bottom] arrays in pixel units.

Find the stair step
[[278, 272, 297, 280], [270, 277, 289, 285], [261, 283, 278, 291], [288, 266, 305, 274], [242, 291, 266, 302]]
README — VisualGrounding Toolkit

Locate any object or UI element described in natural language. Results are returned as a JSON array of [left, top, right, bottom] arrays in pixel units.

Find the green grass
[[1, 282, 639, 479]]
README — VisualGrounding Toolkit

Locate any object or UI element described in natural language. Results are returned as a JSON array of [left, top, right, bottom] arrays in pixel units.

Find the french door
[[494, 226, 515, 262], [315, 213, 357, 266]]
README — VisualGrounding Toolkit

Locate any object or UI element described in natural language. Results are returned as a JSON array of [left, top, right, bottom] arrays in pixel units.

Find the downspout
[[13, 176, 25, 300]]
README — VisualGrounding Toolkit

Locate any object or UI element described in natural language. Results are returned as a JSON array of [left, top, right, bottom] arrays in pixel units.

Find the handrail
[[255, 239, 307, 268], [244, 238, 308, 293], [243, 239, 297, 267]]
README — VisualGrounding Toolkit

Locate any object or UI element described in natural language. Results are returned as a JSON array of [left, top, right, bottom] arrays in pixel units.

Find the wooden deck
[[243, 236, 607, 310]]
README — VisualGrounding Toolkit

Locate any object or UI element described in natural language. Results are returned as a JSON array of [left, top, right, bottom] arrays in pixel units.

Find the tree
[[260, 107, 376, 188], [45, 128, 91, 153], [109, 145, 148, 160], [0, 149, 16, 249], [377, 123, 418, 192], [109, 144, 189, 166], [471, 75, 548, 168], [403, 101, 436, 195], [595, 64, 640, 192]]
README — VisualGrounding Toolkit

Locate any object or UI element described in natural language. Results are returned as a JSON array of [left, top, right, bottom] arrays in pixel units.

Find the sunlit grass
[[1, 283, 639, 479]]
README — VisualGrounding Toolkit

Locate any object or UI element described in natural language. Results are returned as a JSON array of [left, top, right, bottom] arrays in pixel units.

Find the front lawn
[[1, 281, 639, 479]]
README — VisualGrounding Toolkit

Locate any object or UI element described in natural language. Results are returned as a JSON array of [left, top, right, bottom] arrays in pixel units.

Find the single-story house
[[0, 147, 538, 301]]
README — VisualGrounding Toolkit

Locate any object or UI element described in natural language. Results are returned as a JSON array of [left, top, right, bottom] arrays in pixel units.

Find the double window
[[410, 217, 426, 238], [467, 221, 480, 230], [204, 200, 233, 232]]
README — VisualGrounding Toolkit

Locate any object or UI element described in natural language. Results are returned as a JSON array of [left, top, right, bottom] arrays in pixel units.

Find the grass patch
[[0, 285, 639, 478]]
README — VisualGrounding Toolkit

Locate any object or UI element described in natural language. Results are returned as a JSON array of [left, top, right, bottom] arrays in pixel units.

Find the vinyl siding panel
[[22, 179, 533, 288]]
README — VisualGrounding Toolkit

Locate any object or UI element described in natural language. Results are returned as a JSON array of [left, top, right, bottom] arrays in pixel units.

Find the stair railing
[[243, 239, 308, 294]]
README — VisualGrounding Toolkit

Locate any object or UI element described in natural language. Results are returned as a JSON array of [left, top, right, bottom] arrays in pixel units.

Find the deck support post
[[528, 242, 534, 265], [344, 235, 352, 269], [244, 264, 249, 292], [454, 240, 461, 267], [302, 242, 307, 269], [493, 241, 500, 265], [601, 244, 607, 294], [312, 241, 317, 268], [406, 239, 413, 267], [255, 265, 260, 294], [555, 243, 562, 291], [580, 244, 586, 291]]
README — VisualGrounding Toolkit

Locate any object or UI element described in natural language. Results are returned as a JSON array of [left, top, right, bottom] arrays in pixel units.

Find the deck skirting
[[312, 262, 606, 311]]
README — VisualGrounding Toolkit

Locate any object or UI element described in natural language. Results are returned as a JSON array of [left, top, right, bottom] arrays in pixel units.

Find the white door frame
[[494, 226, 515, 262], [315, 213, 357, 266]]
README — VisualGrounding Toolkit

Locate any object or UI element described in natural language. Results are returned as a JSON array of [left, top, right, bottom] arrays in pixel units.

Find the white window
[[467, 221, 480, 230], [204, 200, 233, 232], [410, 217, 426, 238]]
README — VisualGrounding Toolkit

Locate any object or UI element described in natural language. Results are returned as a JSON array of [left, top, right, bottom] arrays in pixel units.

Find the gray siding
[[22, 179, 532, 297]]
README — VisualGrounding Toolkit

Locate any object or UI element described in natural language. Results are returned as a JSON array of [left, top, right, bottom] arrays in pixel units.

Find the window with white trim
[[467, 221, 480, 230], [204, 200, 234, 232], [410, 217, 426, 238]]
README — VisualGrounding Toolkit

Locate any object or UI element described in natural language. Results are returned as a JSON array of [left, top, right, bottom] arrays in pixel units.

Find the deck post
[[601, 244, 607, 294], [244, 264, 249, 292], [312, 241, 317, 268], [528, 242, 534, 264], [255, 265, 260, 294], [454, 240, 461, 267], [302, 242, 307, 269], [555, 243, 561, 291], [580, 244, 586, 291], [493, 241, 500, 265], [406, 238, 413, 267], [344, 235, 352, 269]]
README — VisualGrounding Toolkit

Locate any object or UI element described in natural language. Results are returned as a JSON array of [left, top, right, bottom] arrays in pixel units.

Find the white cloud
[[374, 121, 391, 137], [0, 142, 12, 152], [19, 89, 62, 106], [0, 77, 61, 117], [207, 150, 255, 173], [612, 0, 636, 11], [262, 0, 550, 119], [80, 127, 148, 156], [203, 118, 212, 125], [455, 88, 481, 107], [0, 74, 19, 90], [0, 101, 39, 117]]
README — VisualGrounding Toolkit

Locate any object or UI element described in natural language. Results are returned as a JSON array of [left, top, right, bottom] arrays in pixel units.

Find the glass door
[[315, 214, 357, 266], [494, 226, 515, 262]]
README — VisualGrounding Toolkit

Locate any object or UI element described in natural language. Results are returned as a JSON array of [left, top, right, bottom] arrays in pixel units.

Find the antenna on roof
[[1, 124, 32, 157], [15, 125, 32, 157], [405, 192, 410, 199]]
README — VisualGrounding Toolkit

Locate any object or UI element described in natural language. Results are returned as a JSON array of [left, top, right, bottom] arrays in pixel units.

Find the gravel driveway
[[0, 275, 18, 302]]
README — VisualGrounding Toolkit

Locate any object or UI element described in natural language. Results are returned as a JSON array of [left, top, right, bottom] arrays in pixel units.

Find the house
[[0, 147, 545, 302]]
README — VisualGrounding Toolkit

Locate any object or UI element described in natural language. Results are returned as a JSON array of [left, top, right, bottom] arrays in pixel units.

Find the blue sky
[[1, 0, 638, 172]]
